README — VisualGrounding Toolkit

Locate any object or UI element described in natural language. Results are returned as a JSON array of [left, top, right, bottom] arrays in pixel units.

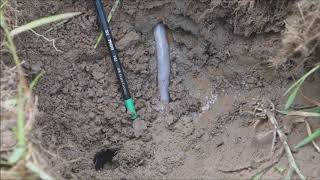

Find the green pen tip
[[124, 98, 139, 120]]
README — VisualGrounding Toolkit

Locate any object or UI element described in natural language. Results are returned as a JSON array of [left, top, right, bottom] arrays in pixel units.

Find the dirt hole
[[93, 149, 118, 170]]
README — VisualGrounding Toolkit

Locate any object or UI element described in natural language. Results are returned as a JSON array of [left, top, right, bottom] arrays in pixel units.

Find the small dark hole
[[93, 149, 117, 170]]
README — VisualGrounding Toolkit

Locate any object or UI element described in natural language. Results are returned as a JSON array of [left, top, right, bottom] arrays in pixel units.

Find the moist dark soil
[[5, 0, 319, 179]]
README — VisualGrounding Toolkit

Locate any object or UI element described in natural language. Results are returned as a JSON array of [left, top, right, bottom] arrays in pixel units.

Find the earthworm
[[154, 23, 170, 103]]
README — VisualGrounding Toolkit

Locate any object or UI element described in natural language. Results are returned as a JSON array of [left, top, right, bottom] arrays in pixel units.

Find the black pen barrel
[[95, 0, 131, 100]]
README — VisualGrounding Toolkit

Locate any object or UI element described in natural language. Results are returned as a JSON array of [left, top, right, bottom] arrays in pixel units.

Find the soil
[[4, 0, 319, 179]]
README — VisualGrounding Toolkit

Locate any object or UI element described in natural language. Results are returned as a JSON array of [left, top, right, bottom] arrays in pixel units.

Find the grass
[[278, 0, 320, 158], [276, 62, 319, 180], [282, 63, 320, 153], [0, 1, 81, 178], [283, 64, 320, 110], [29, 71, 45, 90], [293, 128, 320, 151], [254, 0, 320, 179], [252, 64, 319, 180], [270, 0, 320, 67], [9, 12, 82, 37]]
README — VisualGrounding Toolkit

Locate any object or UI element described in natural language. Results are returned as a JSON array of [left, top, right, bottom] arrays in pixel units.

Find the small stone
[[133, 120, 147, 137], [194, 128, 205, 138], [88, 89, 95, 97], [165, 114, 175, 126], [252, 130, 273, 147], [159, 166, 168, 174], [194, 144, 201, 150], [182, 122, 194, 137], [50, 83, 62, 94], [120, 106, 126, 113], [30, 62, 42, 74], [92, 71, 104, 80], [201, 133, 210, 142], [88, 111, 95, 119]]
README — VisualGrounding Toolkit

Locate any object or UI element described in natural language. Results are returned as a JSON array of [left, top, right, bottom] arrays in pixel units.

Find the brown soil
[[4, 0, 319, 179]]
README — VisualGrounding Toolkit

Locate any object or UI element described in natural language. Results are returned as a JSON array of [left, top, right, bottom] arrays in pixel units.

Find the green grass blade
[[252, 170, 265, 180], [29, 71, 45, 90], [293, 128, 320, 151], [3, 99, 17, 108], [284, 81, 302, 110], [284, 65, 320, 96], [1, 8, 27, 160], [0, 9, 5, 27], [17, 86, 26, 147], [8, 146, 26, 164], [0, 160, 11, 166], [10, 12, 81, 36], [285, 168, 294, 180], [0, 0, 8, 10], [284, 65, 320, 110]]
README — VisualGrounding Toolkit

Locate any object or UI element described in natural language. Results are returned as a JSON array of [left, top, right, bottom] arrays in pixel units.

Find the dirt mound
[[7, 0, 319, 179]]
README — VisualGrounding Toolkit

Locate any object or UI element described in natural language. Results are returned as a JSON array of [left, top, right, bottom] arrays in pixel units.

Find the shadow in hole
[[93, 149, 118, 170]]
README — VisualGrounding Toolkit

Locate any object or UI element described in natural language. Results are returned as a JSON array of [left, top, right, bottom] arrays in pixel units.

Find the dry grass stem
[[265, 101, 305, 180], [271, 0, 320, 67]]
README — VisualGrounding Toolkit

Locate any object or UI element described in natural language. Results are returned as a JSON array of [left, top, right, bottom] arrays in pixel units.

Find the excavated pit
[[10, 0, 320, 179]]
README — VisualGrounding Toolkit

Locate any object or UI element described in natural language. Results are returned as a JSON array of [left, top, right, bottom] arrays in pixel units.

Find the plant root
[[30, 29, 62, 52]]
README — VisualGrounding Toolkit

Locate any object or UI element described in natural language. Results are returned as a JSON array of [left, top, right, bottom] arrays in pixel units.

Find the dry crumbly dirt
[[2, 0, 319, 179]]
